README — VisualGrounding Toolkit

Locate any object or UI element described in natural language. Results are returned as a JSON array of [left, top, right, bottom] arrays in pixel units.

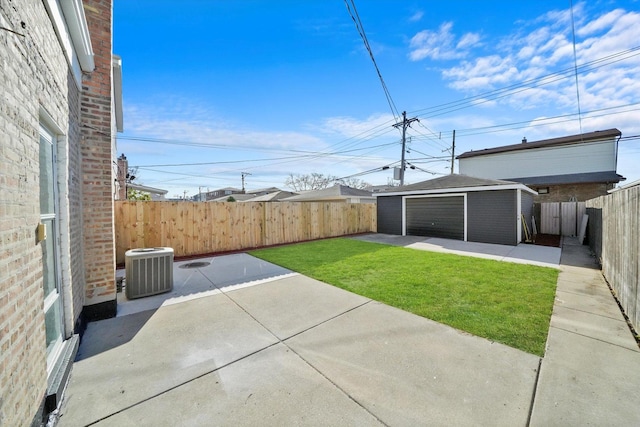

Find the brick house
[[0, 0, 120, 425], [457, 129, 625, 202]]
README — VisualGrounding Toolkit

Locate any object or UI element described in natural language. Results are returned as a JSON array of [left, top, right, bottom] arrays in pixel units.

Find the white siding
[[459, 140, 617, 179]]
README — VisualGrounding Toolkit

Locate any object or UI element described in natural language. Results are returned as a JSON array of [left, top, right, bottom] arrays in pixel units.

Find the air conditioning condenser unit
[[125, 247, 174, 299]]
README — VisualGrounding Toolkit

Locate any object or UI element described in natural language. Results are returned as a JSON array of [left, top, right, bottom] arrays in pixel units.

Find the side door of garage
[[405, 195, 465, 240]]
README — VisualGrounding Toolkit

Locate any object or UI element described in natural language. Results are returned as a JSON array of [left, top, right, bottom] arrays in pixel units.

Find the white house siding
[[459, 139, 617, 180]]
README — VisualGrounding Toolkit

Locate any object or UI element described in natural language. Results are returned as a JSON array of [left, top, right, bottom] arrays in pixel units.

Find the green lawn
[[250, 238, 558, 356]]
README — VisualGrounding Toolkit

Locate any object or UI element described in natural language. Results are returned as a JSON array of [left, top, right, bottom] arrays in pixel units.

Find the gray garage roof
[[378, 174, 536, 196], [507, 171, 625, 185], [456, 128, 621, 159], [282, 184, 374, 201]]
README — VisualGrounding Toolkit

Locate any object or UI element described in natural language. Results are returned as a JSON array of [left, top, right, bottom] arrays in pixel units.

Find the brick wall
[[80, 0, 117, 312], [531, 182, 613, 203], [0, 0, 85, 423], [63, 73, 87, 334]]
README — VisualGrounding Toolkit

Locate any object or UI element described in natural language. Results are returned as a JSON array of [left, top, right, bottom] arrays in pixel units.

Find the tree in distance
[[285, 173, 371, 191]]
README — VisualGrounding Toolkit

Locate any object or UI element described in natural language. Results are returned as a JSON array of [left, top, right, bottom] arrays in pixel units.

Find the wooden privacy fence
[[115, 201, 377, 264], [539, 202, 586, 236], [586, 186, 640, 333]]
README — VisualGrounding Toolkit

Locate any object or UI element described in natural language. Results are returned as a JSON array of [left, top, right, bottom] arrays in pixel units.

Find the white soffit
[[112, 54, 123, 132], [60, 0, 95, 71], [44, 0, 95, 80]]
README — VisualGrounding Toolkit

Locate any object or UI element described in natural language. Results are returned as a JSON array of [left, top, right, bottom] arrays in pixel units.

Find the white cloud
[[577, 8, 625, 36], [443, 55, 520, 90], [409, 10, 423, 23], [123, 101, 327, 152], [434, 5, 640, 119], [408, 22, 480, 61], [319, 113, 396, 138], [457, 32, 481, 49], [120, 101, 405, 193]]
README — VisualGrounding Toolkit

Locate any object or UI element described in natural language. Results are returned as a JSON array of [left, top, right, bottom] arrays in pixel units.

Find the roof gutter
[[377, 183, 537, 197]]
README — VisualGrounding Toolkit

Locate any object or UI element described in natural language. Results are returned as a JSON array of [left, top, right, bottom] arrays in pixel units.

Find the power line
[[392, 111, 420, 185], [126, 102, 638, 175], [131, 141, 399, 168], [408, 46, 640, 119], [335, 161, 400, 181], [344, 0, 399, 120], [570, 0, 583, 134], [454, 103, 640, 138]]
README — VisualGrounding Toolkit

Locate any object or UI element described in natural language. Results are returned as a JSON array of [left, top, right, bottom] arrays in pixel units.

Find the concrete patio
[[58, 235, 640, 426]]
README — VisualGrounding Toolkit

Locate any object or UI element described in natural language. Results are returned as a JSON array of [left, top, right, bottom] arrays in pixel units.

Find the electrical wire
[[120, 39, 640, 190], [344, 0, 400, 120], [132, 141, 399, 168], [570, 0, 583, 134], [409, 46, 640, 120]]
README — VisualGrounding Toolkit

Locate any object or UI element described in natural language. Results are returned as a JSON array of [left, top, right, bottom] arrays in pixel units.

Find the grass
[[250, 238, 559, 356]]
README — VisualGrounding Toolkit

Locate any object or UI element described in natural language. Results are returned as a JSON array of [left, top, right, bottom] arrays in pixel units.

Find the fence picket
[[586, 186, 640, 333], [115, 201, 376, 264]]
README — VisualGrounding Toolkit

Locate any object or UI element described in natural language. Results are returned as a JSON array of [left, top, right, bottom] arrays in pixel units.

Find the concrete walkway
[[352, 233, 562, 268], [58, 236, 639, 426], [530, 238, 640, 425]]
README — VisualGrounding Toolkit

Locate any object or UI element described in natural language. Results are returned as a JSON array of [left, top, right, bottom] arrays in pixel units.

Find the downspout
[[615, 134, 621, 172], [516, 189, 522, 244]]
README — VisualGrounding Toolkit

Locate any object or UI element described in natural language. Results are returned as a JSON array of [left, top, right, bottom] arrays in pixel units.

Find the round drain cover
[[179, 261, 211, 269]]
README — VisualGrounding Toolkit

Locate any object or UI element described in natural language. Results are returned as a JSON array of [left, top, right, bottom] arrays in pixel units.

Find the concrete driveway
[[58, 236, 640, 426], [351, 234, 562, 268]]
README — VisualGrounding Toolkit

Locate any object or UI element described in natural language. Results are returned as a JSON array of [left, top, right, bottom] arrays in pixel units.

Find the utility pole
[[450, 130, 456, 174], [392, 111, 419, 185], [241, 172, 251, 193]]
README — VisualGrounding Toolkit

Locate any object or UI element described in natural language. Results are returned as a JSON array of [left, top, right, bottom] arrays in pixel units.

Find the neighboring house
[[282, 185, 375, 203], [457, 129, 625, 202], [210, 193, 257, 202], [246, 187, 281, 196], [371, 184, 398, 193], [376, 174, 536, 246], [202, 187, 244, 201], [242, 190, 298, 202], [1, 1, 120, 424]]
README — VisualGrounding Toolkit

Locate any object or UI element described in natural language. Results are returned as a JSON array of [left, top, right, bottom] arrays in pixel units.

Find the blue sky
[[114, 0, 640, 198]]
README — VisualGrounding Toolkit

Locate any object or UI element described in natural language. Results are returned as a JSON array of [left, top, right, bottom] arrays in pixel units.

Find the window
[[39, 124, 64, 373]]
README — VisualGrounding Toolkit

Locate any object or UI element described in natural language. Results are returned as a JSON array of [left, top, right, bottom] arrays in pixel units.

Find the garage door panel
[[406, 197, 464, 240]]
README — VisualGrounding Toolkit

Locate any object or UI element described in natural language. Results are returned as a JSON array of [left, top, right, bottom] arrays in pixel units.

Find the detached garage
[[376, 175, 536, 246]]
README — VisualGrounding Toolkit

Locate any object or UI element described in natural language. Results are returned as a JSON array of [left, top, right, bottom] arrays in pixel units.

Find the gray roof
[[241, 191, 298, 202], [379, 174, 523, 194], [507, 171, 625, 185], [209, 194, 256, 202], [609, 178, 640, 193], [246, 187, 281, 195], [282, 185, 373, 201], [457, 128, 621, 159], [210, 187, 242, 192]]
